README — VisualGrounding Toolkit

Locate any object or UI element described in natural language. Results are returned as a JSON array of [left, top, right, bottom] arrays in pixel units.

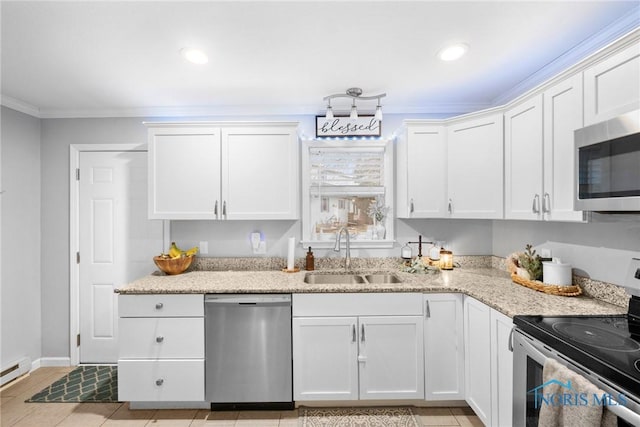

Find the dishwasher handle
[[205, 294, 291, 307]]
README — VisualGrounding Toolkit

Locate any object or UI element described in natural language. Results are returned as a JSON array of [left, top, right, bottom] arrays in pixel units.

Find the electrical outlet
[[250, 232, 266, 254], [199, 241, 208, 255]]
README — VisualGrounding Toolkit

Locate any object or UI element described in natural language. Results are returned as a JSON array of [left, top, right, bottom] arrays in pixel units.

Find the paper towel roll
[[287, 237, 295, 270]]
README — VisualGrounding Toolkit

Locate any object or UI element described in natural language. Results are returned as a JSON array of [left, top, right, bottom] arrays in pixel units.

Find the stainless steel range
[[513, 258, 640, 427]]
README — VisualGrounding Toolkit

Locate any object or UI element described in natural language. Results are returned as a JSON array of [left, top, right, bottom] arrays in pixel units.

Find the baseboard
[[35, 357, 71, 368]]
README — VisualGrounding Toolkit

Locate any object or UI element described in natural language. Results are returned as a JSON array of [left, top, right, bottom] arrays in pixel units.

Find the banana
[[184, 246, 198, 257], [168, 242, 182, 258], [165, 242, 198, 258]]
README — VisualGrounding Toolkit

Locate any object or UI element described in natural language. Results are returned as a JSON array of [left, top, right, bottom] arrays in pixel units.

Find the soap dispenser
[[305, 247, 315, 271]]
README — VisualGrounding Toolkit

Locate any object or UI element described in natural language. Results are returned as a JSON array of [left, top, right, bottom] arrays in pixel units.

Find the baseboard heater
[[1, 357, 31, 386]]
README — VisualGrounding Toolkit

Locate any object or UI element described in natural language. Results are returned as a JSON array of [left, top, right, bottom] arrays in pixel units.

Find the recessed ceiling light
[[181, 47, 208, 65], [438, 43, 468, 62]]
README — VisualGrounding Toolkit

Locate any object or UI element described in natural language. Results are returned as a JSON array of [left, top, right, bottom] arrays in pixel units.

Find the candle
[[287, 237, 295, 270]]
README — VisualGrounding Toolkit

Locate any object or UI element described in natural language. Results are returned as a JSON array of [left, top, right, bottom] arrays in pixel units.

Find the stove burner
[[551, 322, 640, 352]]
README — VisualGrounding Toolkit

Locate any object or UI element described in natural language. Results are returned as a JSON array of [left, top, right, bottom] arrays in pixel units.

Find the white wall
[[1, 106, 42, 369]]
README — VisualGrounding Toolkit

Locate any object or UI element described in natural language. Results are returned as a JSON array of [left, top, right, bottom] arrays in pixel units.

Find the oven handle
[[515, 331, 640, 426]]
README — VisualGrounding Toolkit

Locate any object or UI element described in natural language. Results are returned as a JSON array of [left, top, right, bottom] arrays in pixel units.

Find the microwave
[[575, 109, 640, 211]]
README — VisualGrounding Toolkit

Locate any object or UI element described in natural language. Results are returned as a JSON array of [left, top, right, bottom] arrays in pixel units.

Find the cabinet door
[[447, 114, 504, 219], [490, 309, 514, 427], [584, 41, 640, 125], [221, 126, 299, 220], [463, 296, 492, 427], [424, 294, 464, 400], [543, 74, 585, 222], [398, 125, 447, 218], [148, 126, 221, 219], [292, 317, 358, 401], [358, 316, 424, 400], [505, 95, 544, 220]]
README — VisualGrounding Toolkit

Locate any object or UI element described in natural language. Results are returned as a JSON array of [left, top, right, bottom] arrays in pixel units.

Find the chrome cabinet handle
[[156, 379, 164, 386], [448, 198, 452, 214], [156, 336, 164, 343], [360, 324, 365, 342], [352, 324, 356, 343], [410, 199, 414, 214], [214, 200, 219, 218], [223, 201, 227, 218], [543, 193, 551, 213], [532, 194, 540, 214], [508, 327, 515, 352], [155, 303, 163, 310], [425, 300, 431, 318]]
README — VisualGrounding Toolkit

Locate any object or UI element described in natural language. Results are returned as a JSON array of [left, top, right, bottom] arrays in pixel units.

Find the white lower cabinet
[[463, 296, 514, 427], [118, 294, 204, 402], [424, 294, 465, 400], [292, 293, 424, 401]]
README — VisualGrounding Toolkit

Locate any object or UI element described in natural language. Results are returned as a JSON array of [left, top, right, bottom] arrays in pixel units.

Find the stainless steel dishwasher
[[205, 294, 293, 410]]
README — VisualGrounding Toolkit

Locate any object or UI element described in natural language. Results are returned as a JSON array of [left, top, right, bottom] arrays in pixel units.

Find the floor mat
[[26, 365, 118, 403], [299, 407, 422, 427]]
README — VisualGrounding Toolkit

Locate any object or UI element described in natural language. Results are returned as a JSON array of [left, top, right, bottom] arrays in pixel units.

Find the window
[[301, 139, 394, 248]]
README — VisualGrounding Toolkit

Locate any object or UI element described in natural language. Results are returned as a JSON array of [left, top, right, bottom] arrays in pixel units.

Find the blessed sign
[[316, 116, 382, 138]]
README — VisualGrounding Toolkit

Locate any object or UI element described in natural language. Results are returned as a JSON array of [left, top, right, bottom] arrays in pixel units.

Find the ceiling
[[1, 1, 639, 119]]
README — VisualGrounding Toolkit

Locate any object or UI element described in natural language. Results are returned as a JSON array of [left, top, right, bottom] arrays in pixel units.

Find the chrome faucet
[[334, 227, 351, 270]]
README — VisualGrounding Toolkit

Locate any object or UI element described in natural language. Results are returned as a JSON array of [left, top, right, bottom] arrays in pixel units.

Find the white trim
[[0, 95, 41, 118], [69, 143, 150, 367], [36, 357, 71, 368]]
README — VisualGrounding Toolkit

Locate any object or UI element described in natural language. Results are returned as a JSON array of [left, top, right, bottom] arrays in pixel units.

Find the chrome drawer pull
[[156, 379, 164, 386], [156, 336, 164, 343], [352, 324, 356, 343], [155, 303, 163, 310]]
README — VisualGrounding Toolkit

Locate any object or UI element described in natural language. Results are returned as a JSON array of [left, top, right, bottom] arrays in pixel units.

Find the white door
[[424, 294, 465, 400], [447, 114, 504, 219], [463, 296, 492, 427], [358, 316, 424, 400], [79, 151, 163, 363], [292, 316, 359, 401], [504, 94, 544, 220], [221, 126, 299, 220]]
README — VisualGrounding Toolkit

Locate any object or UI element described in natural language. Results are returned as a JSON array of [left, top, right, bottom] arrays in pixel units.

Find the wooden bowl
[[153, 255, 194, 275]]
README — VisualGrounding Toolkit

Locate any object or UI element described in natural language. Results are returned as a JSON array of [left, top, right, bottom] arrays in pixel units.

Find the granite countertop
[[116, 266, 628, 318]]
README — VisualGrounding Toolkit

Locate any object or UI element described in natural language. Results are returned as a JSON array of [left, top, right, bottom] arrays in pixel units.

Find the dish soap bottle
[[306, 247, 315, 271]]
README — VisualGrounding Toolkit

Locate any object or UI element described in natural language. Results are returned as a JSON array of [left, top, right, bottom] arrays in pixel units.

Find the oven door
[[513, 329, 640, 427]]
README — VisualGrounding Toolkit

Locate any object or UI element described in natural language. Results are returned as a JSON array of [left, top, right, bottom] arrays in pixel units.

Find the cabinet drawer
[[119, 294, 203, 317], [118, 359, 204, 402], [119, 317, 204, 359], [293, 293, 423, 317]]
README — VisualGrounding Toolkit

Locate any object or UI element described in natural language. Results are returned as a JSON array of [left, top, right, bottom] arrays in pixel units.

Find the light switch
[[199, 241, 208, 255]]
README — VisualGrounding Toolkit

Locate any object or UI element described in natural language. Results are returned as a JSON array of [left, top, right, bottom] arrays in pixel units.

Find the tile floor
[[0, 367, 483, 426]]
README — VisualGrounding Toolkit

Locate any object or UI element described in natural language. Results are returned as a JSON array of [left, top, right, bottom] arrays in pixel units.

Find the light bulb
[[374, 105, 383, 121], [326, 105, 334, 119], [438, 43, 468, 61], [350, 103, 358, 121]]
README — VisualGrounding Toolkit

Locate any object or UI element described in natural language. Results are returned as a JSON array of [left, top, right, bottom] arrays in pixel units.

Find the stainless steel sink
[[364, 274, 402, 284], [304, 274, 366, 284], [303, 273, 402, 284]]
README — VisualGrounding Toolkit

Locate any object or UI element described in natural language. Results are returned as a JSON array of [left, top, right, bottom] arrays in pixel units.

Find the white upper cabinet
[[221, 126, 299, 220], [584, 40, 640, 126], [397, 124, 447, 218], [543, 74, 585, 222], [447, 113, 504, 219], [147, 122, 299, 220], [504, 95, 544, 220], [505, 76, 585, 222], [148, 126, 221, 220]]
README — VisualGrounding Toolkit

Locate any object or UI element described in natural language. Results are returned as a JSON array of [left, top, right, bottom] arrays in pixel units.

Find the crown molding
[[493, 7, 640, 106], [0, 95, 41, 118]]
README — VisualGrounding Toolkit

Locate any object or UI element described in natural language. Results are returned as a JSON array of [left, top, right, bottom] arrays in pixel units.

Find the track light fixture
[[323, 87, 386, 122]]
